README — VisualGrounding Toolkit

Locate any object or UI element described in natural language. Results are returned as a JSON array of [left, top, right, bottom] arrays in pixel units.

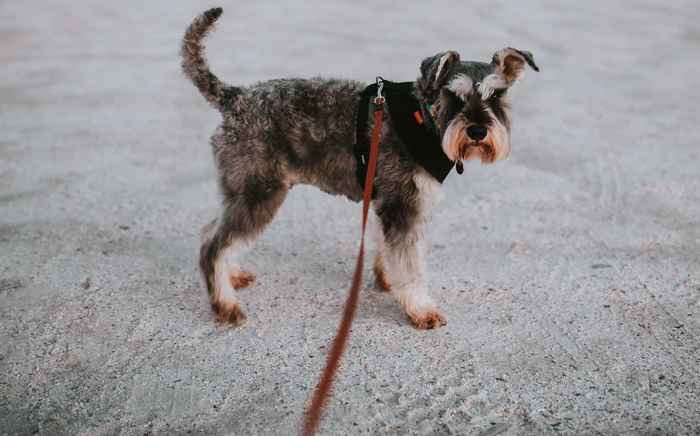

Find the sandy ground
[[1, 1, 700, 435]]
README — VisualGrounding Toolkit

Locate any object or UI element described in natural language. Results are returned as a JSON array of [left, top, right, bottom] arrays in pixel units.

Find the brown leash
[[302, 80, 385, 436]]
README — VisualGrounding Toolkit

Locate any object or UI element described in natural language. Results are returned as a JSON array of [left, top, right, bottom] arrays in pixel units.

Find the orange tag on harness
[[413, 110, 424, 125]]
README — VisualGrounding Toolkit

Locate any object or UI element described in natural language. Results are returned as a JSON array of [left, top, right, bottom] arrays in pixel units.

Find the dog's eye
[[488, 89, 505, 100], [444, 88, 474, 106], [443, 89, 458, 99], [490, 89, 501, 98]]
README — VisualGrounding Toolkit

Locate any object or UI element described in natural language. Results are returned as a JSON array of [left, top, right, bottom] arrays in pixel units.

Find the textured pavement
[[1, 1, 700, 435]]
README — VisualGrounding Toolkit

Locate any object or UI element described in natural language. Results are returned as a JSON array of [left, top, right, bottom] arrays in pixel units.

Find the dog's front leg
[[383, 232, 446, 329], [376, 196, 447, 329]]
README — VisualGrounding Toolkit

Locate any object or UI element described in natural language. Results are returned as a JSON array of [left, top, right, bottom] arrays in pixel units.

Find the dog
[[181, 7, 538, 329]]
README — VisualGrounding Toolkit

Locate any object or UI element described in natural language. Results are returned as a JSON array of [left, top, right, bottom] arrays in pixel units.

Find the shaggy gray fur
[[180, 7, 535, 325]]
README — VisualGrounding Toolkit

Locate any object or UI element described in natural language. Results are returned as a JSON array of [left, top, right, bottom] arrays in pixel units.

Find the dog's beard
[[441, 116, 510, 164]]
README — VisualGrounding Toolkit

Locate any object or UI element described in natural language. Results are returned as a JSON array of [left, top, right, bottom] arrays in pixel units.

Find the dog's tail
[[181, 7, 240, 110]]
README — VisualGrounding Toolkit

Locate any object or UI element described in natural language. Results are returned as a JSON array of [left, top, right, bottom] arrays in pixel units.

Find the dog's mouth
[[455, 142, 496, 171]]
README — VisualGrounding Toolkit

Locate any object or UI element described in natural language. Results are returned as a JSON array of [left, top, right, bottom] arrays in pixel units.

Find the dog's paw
[[373, 256, 391, 292], [211, 300, 247, 326], [229, 270, 256, 290], [408, 309, 447, 330]]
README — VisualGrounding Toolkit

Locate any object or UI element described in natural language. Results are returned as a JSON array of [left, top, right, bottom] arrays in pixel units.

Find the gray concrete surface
[[1, 1, 699, 435]]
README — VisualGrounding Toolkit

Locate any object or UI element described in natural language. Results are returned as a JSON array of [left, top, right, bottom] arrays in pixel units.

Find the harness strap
[[354, 80, 455, 190], [353, 84, 378, 197], [302, 88, 384, 436]]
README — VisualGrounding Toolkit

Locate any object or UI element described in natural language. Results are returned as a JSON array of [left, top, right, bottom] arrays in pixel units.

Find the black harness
[[353, 80, 455, 192]]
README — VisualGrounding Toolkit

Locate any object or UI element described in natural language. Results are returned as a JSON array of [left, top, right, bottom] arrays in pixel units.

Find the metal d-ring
[[374, 76, 385, 105]]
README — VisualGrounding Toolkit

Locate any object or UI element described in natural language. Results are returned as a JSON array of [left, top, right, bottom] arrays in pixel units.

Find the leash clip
[[373, 76, 385, 105]]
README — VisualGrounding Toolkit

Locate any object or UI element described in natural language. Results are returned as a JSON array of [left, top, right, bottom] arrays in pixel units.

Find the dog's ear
[[478, 48, 539, 99], [492, 47, 539, 82], [419, 51, 461, 93]]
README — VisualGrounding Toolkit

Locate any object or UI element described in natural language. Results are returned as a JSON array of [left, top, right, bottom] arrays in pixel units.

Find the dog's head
[[416, 48, 539, 165]]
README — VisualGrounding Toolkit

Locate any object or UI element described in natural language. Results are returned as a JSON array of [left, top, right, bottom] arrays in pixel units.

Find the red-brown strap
[[302, 97, 384, 436]]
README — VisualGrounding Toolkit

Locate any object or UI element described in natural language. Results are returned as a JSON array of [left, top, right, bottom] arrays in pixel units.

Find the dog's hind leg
[[199, 177, 289, 325]]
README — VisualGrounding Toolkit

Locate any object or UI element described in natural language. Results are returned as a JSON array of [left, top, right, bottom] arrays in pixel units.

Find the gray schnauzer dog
[[181, 8, 538, 329]]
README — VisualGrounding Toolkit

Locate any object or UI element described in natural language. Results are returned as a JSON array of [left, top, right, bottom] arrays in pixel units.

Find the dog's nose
[[466, 125, 487, 141]]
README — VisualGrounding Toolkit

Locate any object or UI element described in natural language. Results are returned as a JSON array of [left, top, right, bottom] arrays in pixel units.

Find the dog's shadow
[[247, 242, 407, 327], [356, 283, 407, 327]]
